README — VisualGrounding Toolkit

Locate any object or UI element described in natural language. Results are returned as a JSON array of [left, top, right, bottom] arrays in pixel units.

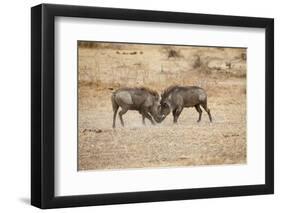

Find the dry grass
[[78, 42, 247, 171]]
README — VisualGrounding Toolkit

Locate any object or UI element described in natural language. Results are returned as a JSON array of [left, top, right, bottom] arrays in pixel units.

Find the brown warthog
[[111, 87, 165, 128], [160, 85, 212, 123]]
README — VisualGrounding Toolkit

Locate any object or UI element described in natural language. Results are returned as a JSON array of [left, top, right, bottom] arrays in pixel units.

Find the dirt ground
[[78, 42, 247, 171]]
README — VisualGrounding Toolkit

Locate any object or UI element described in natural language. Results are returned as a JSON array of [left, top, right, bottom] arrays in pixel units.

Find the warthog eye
[[163, 103, 169, 108]]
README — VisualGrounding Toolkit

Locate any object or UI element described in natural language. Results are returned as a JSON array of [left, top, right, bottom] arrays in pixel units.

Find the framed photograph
[[31, 3, 274, 209]]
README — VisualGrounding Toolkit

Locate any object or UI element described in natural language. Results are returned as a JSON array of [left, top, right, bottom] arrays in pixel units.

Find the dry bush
[[160, 47, 183, 59], [168, 49, 181, 58], [78, 41, 126, 50], [241, 52, 247, 61], [78, 41, 100, 49], [192, 55, 203, 69]]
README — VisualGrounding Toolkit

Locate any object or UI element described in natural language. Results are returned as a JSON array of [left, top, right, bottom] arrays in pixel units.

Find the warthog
[[111, 87, 164, 128], [160, 85, 212, 123]]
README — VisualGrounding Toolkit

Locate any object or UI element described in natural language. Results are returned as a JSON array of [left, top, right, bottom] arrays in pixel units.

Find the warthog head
[[159, 93, 172, 117], [160, 101, 171, 117], [150, 96, 167, 123]]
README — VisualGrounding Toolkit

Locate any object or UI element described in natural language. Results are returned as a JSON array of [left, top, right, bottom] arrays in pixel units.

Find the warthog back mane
[[161, 85, 181, 99], [113, 87, 159, 99], [138, 87, 159, 99]]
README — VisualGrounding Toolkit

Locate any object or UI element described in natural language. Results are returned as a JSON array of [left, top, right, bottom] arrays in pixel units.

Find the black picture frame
[[31, 3, 274, 209]]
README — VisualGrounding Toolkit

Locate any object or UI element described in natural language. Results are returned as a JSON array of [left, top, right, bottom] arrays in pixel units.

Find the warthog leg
[[142, 111, 155, 125], [172, 109, 177, 123], [201, 102, 212, 122], [173, 107, 183, 124], [195, 104, 202, 122], [139, 110, 146, 125], [112, 107, 119, 128], [119, 108, 128, 127], [111, 95, 119, 128], [142, 114, 146, 125]]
